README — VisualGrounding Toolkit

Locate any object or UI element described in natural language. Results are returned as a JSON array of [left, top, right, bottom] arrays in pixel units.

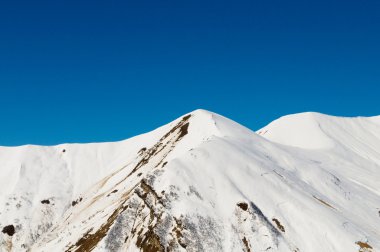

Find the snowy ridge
[[0, 110, 379, 252], [258, 112, 380, 163]]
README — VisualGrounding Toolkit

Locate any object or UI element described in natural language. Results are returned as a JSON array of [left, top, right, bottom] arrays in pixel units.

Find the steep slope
[[1, 110, 380, 252]]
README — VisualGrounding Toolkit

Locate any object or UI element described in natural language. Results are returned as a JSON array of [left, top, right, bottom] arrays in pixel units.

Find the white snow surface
[[0, 109, 379, 252]]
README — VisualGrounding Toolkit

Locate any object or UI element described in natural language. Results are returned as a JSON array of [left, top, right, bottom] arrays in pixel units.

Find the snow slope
[[1, 110, 379, 252]]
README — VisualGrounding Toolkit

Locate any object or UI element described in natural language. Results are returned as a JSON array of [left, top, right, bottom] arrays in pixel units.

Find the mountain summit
[[1, 110, 379, 252]]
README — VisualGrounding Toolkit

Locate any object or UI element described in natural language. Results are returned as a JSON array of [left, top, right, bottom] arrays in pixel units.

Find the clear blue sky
[[0, 0, 379, 146]]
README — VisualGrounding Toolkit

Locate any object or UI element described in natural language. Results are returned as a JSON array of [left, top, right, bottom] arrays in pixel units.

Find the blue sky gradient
[[0, 0, 379, 145]]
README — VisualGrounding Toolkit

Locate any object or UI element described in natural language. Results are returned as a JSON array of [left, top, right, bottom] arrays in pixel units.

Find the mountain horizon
[[1, 109, 379, 147]]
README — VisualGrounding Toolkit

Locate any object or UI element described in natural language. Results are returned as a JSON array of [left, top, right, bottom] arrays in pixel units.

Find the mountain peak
[[257, 112, 335, 149], [258, 111, 380, 163], [1, 111, 380, 252]]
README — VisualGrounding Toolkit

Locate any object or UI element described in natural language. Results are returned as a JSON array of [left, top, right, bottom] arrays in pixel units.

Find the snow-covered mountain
[[1, 109, 379, 252]]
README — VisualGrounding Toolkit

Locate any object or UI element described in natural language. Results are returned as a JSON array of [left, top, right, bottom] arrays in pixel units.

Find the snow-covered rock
[[0, 109, 379, 252]]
